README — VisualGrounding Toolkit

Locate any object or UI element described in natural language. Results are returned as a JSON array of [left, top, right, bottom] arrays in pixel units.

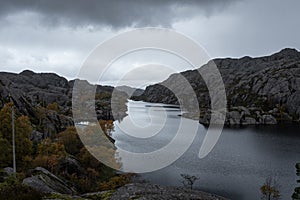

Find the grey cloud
[[0, 0, 238, 28]]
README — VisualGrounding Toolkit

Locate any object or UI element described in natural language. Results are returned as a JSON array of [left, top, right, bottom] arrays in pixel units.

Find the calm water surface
[[111, 100, 300, 200]]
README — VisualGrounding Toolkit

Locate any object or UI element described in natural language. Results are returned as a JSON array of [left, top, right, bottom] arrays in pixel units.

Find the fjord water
[[111, 100, 300, 200]]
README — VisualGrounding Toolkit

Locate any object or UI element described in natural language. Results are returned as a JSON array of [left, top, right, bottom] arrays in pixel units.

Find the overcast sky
[[0, 0, 300, 87]]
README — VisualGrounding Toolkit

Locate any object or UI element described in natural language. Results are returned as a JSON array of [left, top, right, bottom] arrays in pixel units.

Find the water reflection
[[112, 101, 300, 200]]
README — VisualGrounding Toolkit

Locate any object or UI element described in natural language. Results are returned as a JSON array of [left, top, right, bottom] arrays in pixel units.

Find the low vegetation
[[180, 174, 199, 190], [0, 102, 132, 198], [0, 176, 42, 200]]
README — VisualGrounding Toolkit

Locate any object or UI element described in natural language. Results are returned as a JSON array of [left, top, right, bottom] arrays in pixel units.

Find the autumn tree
[[35, 105, 46, 128], [99, 120, 114, 137], [77, 124, 120, 170], [0, 103, 33, 170], [55, 123, 123, 192], [77, 147, 102, 170], [57, 126, 83, 156], [15, 116, 33, 170], [0, 103, 14, 141], [260, 176, 281, 200], [180, 174, 199, 190], [33, 138, 67, 173], [0, 138, 12, 168]]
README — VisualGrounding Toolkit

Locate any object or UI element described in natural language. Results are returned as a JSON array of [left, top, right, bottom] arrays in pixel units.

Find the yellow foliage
[[46, 102, 59, 112], [0, 103, 33, 170], [99, 174, 133, 191], [33, 138, 67, 173], [57, 126, 83, 156]]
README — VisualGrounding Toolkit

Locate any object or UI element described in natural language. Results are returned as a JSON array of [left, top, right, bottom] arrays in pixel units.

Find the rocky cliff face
[[0, 70, 128, 136], [141, 48, 300, 125], [0, 70, 73, 136], [0, 70, 69, 115]]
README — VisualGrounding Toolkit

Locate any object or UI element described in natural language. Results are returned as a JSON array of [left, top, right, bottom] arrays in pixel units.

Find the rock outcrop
[[140, 48, 300, 126], [41, 183, 228, 200], [0, 167, 14, 181], [109, 183, 228, 200], [23, 167, 76, 194], [0, 70, 128, 134], [59, 155, 85, 176]]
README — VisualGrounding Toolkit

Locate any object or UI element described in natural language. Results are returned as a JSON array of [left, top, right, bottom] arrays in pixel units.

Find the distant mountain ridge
[[1, 48, 299, 127], [140, 48, 300, 125], [115, 85, 144, 97]]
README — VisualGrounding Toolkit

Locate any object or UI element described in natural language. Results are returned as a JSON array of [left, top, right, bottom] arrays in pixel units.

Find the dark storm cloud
[[0, 0, 238, 28]]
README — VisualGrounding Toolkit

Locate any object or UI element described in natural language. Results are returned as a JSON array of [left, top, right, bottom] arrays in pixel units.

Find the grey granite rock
[[242, 117, 256, 125], [140, 48, 300, 125], [59, 155, 85, 176], [31, 130, 44, 142], [23, 167, 76, 194], [0, 70, 128, 135], [0, 167, 14, 181], [110, 183, 228, 200], [262, 115, 277, 124]]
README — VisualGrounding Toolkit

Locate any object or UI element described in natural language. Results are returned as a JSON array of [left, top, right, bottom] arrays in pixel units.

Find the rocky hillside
[[0, 70, 128, 137], [140, 48, 300, 126]]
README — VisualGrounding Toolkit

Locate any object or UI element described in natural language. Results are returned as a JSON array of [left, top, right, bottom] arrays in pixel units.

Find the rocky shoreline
[[2, 166, 228, 200], [138, 48, 300, 126], [109, 183, 228, 200], [198, 105, 294, 126]]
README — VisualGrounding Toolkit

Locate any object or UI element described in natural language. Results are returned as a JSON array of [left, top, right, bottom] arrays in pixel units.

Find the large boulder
[[262, 115, 277, 125], [0, 167, 14, 181], [241, 117, 256, 125], [22, 167, 76, 194], [31, 130, 44, 143]]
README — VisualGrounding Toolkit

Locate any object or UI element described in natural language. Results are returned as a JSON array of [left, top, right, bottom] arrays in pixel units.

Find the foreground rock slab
[[110, 183, 228, 200], [23, 167, 76, 195]]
